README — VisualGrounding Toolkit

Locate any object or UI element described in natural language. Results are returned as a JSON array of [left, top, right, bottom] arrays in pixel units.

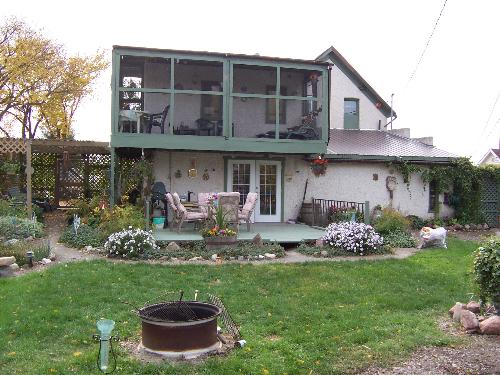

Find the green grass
[[0, 238, 477, 374]]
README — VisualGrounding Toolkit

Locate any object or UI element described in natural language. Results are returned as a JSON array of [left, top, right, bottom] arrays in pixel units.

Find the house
[[478, 146, 500, 166], [109, 45, 457, 226]]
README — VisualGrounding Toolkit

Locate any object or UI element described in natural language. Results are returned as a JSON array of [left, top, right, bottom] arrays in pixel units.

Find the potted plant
[[310, 155, 328, 176], [201, 194, 237, 249], [473, 238, 500, 315]]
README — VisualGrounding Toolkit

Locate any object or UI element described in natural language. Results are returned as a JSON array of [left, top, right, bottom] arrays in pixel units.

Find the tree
[[0, 18, 108, 139]]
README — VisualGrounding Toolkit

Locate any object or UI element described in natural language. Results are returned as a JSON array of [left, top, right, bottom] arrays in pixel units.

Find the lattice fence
[[480, 177, 499, 227], [32, 153, 56, 200]]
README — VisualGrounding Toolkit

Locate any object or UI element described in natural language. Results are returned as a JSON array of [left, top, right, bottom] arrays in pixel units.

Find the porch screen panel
[[259, 164, 277, 215], [232, 163, 251, 206]]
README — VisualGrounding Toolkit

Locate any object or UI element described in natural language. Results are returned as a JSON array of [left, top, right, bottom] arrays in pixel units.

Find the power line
[[406, 0, 449, 86], [472, 88, 500, 155]]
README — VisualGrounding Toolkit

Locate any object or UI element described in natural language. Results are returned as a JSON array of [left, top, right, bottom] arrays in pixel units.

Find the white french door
[[227, 160, 282, 222]]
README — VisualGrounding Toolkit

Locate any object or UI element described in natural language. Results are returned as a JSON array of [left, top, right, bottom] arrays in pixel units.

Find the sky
[[1, 0, 499, 162]]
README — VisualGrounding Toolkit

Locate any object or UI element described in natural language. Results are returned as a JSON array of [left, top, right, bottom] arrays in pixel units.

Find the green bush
[[473, 237, 500, 304], [105, 228, 157, 259], [98, 204, 144, 237], [59, 224, 104, 248], [0, 216, 43, 240], [374, 208, 410, 235], [382, 230, 417, 249], [0, 239, 50, 266], [0, 199, 43, 221], [406, 215, 426, 230]]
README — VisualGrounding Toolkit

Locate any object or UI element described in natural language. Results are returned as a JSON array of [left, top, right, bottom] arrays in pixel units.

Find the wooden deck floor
[[153, 223, 325, 243]]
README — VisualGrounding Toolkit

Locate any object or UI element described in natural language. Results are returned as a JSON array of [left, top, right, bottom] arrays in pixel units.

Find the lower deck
[[153, 223, 324, 243]]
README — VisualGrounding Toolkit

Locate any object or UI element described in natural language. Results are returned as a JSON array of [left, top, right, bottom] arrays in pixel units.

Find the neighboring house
[[478, 148, 500, 166], [109, 45, 456, 223]]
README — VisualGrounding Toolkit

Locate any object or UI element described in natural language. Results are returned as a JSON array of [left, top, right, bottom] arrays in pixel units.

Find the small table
[[119, 110, 150, 133]]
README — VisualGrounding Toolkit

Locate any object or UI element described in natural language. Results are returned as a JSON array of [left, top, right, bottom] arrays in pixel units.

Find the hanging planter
[[310, 156, 328, 176]]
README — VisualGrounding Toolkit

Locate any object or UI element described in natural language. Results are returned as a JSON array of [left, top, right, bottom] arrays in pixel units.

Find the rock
[[264, 253, 276, 259], [478, 315, 486, 322], [211, 254, 218, 261], [252, 234, 263, 247], [460, 310, 480, 333], [237, 256, 245, 261], [9, 263, 19, 271], [166, 242, 181, 251], [483, 223, 489, 230], [170, 257, 178, 262], [449, 302, 464, 318], [229, 257, 236, 260], [189, 256, 203, 261], [466, 301, 481, 314], [479, 315, 500, 335], [454, 224, 463, 231], [85, 245, 93, 251], [0, 267, 14, 277], [258, 255, 265, 260], [315, 239, 324, 248], [320, 250, 328, 257], [26, 236, 34, 241], [49, 253, 56, 261], [158, 256, 168, 261], [464, 224, 470, 230], [0, 256, 16, 267], [41, 258, 52, 265], [4, 239, 19, 246]]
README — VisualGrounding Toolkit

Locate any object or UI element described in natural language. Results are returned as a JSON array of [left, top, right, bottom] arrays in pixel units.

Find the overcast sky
[[2, 0, 499, 161]]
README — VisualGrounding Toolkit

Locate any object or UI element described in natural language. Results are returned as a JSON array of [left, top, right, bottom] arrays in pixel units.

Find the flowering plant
[[104, 226, 158, 258], [322, 222, 383, 255], [201, 225, 237, 238], [310, 155, 328, 176]]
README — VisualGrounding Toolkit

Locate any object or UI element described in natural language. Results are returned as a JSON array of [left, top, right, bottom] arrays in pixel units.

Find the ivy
[[388, 159, 422, 187]]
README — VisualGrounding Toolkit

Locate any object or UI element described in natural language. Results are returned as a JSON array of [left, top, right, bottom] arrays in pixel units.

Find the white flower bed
[[104, 227, 158, 258], [322, 222, 384, 255]]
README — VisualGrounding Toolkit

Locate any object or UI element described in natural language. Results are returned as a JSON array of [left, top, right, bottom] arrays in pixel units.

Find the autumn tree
[[0, 18, 108, 139]]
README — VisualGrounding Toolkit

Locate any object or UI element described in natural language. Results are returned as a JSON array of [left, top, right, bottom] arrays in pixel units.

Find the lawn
[[0, 238, 477, 374]]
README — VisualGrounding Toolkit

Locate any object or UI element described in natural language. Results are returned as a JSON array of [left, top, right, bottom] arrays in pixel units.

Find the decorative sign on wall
[[386, 175, 397, 199], [202, 169, 210, 181], [175, 169, 182, 178], [188, 158, 197, 178]]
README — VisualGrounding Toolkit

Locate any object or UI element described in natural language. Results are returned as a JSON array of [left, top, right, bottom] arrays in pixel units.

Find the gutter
[[308, 153, 456, 164]]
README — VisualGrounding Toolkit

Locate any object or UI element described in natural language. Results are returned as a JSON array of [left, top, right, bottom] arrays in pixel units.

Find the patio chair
[[238, 192, 258, 231], [147, 105, 170, 134], [197, 192, 213, 218], [165, 193, 180, 230], [172, 192, 205, 233], [218, 192, 240, 233]]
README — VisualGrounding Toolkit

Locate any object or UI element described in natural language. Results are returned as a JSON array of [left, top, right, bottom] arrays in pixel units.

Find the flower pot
[[204, 235, 237, 250]]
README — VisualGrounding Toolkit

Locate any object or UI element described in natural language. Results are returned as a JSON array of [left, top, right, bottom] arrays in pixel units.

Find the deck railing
[[311, 198, 370, 227]]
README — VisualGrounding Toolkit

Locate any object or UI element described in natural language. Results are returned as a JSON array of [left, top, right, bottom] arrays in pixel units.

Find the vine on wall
[[389, 157, 500, 223]]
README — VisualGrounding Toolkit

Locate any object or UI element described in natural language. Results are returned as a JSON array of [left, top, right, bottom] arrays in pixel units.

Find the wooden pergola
[[0, 138, 109, 217]]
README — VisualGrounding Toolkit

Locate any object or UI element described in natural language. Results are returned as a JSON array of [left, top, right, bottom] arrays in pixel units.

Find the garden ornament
[[386, 176, 397, 199], [93, 319, 119, 373], [31, 211, 37, 223], [73, 214, 81, 235]]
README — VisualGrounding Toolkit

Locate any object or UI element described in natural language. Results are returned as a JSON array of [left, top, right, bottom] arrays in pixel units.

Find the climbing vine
[[392, 157, 500, 223]]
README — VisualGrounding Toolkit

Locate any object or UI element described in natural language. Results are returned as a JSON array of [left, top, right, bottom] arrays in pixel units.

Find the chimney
[[412, 137, 434, 146], [387, 128, 411, 138]]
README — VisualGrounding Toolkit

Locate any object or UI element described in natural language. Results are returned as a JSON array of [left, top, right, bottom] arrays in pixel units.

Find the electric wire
[[406, 0, 449, 86], [472, 88, 500, 157]]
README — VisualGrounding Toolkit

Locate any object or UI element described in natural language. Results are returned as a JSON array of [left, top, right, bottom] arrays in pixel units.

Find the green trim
[[275, 67, 280, 140], [110, 147, 116, 206], [231, 92, 319, 101], [223, 156, 286, 222], [113, 134, 326, 154], [321, 153, 455, 164], [169, 59, 175, 134], [223, 60, 230, 137]]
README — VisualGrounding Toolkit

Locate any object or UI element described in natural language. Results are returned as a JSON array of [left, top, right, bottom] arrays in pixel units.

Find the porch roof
[[113, 45, 331, 67], [325, 129, 457, 163]]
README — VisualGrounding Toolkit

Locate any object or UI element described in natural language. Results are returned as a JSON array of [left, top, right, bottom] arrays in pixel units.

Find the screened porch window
[[344, 99, 359, 129]]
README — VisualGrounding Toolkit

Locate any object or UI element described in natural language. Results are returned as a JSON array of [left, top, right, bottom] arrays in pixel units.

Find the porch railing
[[311, 198, 370, 227]]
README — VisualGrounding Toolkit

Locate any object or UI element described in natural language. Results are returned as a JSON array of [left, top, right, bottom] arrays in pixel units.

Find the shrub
[[383, 230, 417, 248], [322, 222, 384, 256], [0, 199, 43, 221], [98, 204, 145, 237], [105, 227, 157, 259], [406, 215, 426, 230], [373, 208, 410, 234], [0, 216, 43, 240], [473, 237, 500, 304], [59, 224, 104, 248], [328, 206, 364, 223], [0, 239, 50, 266]]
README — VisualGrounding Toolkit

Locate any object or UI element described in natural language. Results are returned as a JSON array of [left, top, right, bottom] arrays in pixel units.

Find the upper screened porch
[[110, 46, 330, 154]]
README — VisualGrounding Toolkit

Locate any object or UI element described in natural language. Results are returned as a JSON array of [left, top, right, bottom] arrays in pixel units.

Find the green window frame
[[344, 98, 359, 129]]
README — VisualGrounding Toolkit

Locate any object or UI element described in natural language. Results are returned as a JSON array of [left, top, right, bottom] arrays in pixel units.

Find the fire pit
[[138, 300, 222, 358]]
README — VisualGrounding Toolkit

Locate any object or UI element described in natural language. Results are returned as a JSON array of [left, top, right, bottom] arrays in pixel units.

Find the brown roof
[[492, 149, 500, 158], [326, 129, 457, 162]]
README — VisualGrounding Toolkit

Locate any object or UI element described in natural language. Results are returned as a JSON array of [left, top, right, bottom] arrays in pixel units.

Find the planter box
[[204, 235, 237, 250]]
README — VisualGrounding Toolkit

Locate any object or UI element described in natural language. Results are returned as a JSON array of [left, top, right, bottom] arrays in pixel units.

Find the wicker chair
[[238, 192, 258, 231], [171, 192, 205, 233]]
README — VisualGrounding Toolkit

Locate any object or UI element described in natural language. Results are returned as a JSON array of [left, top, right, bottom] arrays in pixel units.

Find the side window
[[429, 180, 438, 213], [344, 99, 359, 129]]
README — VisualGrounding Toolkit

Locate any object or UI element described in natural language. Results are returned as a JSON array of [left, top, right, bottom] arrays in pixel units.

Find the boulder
[[449, 302, 464, 318], [464, 224, 470, 230], [483, 223, 489, 230], [479, 315, 500, 335], [9, 263, 19, 271], [211, 254, 218, 261], [466, 301, 481, 314], [0, 256, 16, 267], [41, 258, 52, 265], [85, 245, 93, 251], [264, 253, 276, 259], [258, 255, 265, 260], [454, 224, 463, 231], [166, 242, 181, 251], [460, 310, 480, 333], [0, 267, 14, 277], [315, 239, 324, 248], [4, 239, 19, 246], [237, 256, 245, 261], [320, 250, 328, 257], [252, 234, 263, 247]]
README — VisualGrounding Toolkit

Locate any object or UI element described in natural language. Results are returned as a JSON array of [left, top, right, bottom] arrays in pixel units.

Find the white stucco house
[[478, 147, 500, 166], [109, 45, 457, 226]]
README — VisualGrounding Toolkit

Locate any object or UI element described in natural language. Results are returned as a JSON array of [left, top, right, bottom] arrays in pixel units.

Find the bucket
[[152, 217, 166, 229]]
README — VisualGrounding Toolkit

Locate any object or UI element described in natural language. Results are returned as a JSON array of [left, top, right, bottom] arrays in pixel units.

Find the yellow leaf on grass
[[72, 351, 82, 357]]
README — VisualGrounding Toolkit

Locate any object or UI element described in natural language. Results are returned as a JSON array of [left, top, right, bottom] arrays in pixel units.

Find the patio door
[[227, 160, 282, 222]]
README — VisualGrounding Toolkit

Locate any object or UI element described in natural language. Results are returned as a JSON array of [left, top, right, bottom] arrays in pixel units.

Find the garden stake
[[93, 319, 119, 374]]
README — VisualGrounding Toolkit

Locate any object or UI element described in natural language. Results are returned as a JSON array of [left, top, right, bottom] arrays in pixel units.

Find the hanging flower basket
[[310, 156, 328, 176]]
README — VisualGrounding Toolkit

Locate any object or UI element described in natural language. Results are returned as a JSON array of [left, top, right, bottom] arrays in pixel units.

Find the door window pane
[[344, 99, 359, 129], [259, 164, 277, 215], [232, 163, 251, 206]]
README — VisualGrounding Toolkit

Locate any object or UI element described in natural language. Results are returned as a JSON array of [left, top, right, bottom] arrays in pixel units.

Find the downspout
[[327, 65, 332, 146]]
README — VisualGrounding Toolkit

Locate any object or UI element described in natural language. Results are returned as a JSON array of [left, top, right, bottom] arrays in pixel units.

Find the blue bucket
[[152, 217, 165, 228]]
